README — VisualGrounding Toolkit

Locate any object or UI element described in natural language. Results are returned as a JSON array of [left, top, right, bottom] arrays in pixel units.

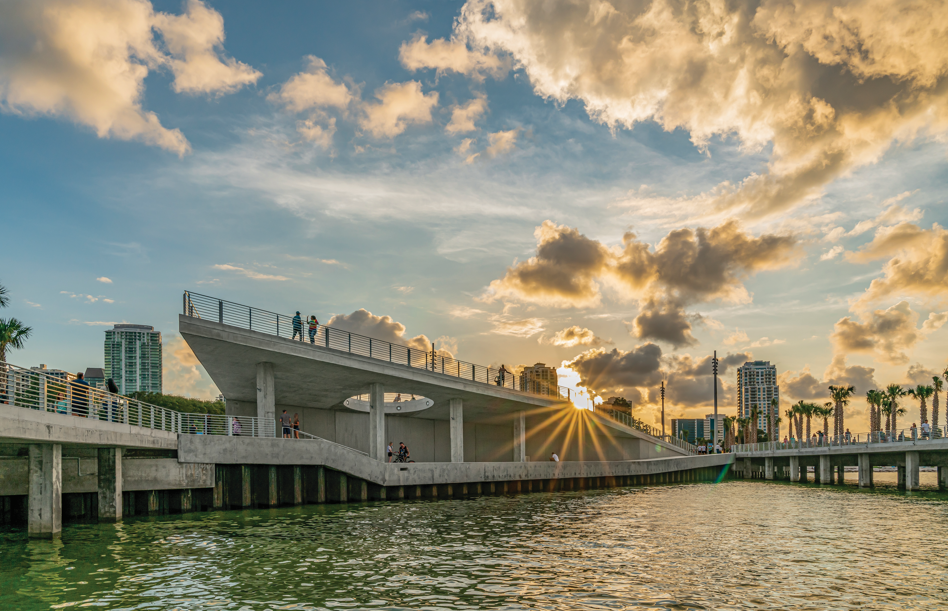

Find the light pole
[[660, 380, 666, 438], [712, 350, 719, 453]]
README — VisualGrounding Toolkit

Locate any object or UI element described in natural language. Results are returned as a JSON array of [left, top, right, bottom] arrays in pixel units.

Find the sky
[[2, 0, 947, 434]]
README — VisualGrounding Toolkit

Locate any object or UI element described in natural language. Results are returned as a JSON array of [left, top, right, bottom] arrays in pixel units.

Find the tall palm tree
[[769, 397, 779, 442], [749, 404, 761, 443], [0, 284, 8, 308], [723, 415, 736, 449], [829, 384, 856, 439], [886, 384, 906, 436], [866, 389, 883, 438], [0, 282, 32, 363], [817, 402, 834, 442], [791, 401, 806, 441], [908, 385, 935, 426], [880, 397, 892, 438], [933, 377, 944, 437]]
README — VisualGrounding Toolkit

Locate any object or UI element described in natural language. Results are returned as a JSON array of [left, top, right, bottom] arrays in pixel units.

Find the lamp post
[[712, 350, 719, 453], [660, 380, 666, 438]]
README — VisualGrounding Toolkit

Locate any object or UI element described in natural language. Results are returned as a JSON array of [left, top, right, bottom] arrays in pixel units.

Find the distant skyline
[[2, 0, 947, 433]]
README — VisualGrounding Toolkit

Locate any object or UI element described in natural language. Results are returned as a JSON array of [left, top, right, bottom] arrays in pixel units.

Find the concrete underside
[[0, 405, 178, 449]]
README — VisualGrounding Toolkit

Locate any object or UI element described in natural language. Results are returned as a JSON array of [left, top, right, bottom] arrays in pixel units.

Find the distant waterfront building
[[705, 413, 726, 445], [671, 418, 705, 443], [521, 363, 558, 395], [84, 367, 106, 391], [30, 364, 69, 383], [104, 324, 162, 395], [737, 360, 779, 436]]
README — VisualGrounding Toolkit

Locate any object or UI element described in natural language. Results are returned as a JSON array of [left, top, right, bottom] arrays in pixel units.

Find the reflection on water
[[3, 481, 948, 610]]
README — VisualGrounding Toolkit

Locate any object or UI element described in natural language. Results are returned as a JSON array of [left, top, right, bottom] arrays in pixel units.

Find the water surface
[[3, 481, 948, 610]]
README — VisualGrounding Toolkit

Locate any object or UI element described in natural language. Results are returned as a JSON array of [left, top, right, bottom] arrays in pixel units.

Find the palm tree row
[[866, 372, 948, 439], [0, 283, 33, 363]]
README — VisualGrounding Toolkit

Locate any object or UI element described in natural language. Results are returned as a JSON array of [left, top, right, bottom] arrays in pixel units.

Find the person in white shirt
[[922, 420, 931, 440], [387, 442, 394, 462], [550, 452, 559, 462]]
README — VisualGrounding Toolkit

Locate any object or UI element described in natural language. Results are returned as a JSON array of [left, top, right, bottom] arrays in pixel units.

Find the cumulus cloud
[[567, 344, 664, 394], [486, 316, 545, 337], [296, 117, 336, 149], [212, 264, 289, 281], [269, 56, 353, 112], [360, 81, 438, 138], [481, 128, 519, 158], [846, 222, 948, 309], [96, 277, 113, 284], [399, 34, 507, 79], [327, 309, 430, 351], [455, 0, 948, 218], [723, 329, 749, 346], [780, 356, 878, 402], [0, 0, 258, 155], [545, 325, 607, 348], [820, 246, 844, 261], [163, 334, 220, 399], [446, 95, 488, 134], [486, 219, 798, 346], [830, 301, 947, 365]]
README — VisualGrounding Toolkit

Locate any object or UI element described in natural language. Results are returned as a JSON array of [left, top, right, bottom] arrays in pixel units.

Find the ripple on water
[[3, 481, 948, 610]]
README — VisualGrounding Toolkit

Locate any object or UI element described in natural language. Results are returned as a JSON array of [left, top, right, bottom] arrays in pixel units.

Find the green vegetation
[[0, 282, 32, 363], [126, 392, 224, 415]]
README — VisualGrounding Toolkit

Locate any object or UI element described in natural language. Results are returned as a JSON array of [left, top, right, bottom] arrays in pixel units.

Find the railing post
[[219, 299, 223, 324], [183, 292, 186, 315], [249, 307, 252, 331], [408, 347, 411, 366], [348, 333, 351, 353], [369, 338, 372, 358], [277, 315, 279, 337], [228, 417, 233, 436], [389, 343, 392, 362], [150, 405, 155, 429], [205, 413, 208, 434]]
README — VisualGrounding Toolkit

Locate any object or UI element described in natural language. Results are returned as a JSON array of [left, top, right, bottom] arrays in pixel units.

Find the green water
[[3, 481, 948, 610]]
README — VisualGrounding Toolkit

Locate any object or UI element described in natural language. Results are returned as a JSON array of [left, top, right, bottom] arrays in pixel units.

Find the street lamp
[[660, 379, 666, 438]]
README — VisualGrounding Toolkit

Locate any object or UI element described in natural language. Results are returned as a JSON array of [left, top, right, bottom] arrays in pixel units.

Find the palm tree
[[908, 385, 935, 427], [749, 404, 761, 443], [829, 384, 856, 439], [769, 397, 779, 442], [0, 282, 32, 363], [723, 415, 736, 450], [886, 384, 906, 437], [866, 389, 884, 438], [880, 397, 892, 438], [933, 377, 944, 438], [817, 402, 834, 442], [791, 401, 806, 441], [0, 284, 8, 308]]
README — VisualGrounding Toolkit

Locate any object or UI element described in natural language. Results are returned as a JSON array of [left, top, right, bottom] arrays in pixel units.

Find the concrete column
[[316, 466, 326, 503], [368, 383, 386, 461], [514, 411, 526, 462], [819, 456, 831, 484], [858, 454, 873, 488], [939, 466, 947, 491], [836, 465, 844, 485], [256, 362, 275, 436], [897, 465, 906, 490], [335, 473, 348, 503], [28, 444, 62, 538], [97, 448, 122, 522], [905, 451, 920, 491], [449, 398, 464, 463], [765, 457, 774, 480], [743, 458, 752, 479], [789, 456, 800, 482]]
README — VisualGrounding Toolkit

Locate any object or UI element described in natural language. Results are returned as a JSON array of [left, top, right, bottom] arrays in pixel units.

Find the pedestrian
[[69, 372, 90, 417], [387, 441, 394, 462], [308, 315, 319, 344], [550, 451, 559, 462], [55, 392, 69, 415], [281, 409, 293, 438], [817, 430, 824, 445], [398, 442, 410, 461], [394, 393, 401, 403], [922, 420, 930, 440], [496, 364, 509, 387], [911, 422, 918, 440], [845, 428, 852, 443], [232, 417, 242, 436], [292, 311, 303, 341], [293, 413, 301, 439]]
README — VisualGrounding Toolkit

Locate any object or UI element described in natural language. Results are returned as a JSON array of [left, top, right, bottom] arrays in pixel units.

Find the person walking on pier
[[292, 311, 303, 341], [308, 316, 319, 343], [496, 364, 509, 387], [70, 372, 90, 417], [911, 423, 918, 441], [281, 409, 293, 438], [232, 416, 242, 436], [922, 420, 931, 440]]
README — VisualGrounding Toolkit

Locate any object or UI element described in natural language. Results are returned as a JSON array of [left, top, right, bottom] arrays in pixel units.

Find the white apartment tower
[[737, 360, 779, 435], [521, 363, 558, 396], [104, 324, 162, 395]]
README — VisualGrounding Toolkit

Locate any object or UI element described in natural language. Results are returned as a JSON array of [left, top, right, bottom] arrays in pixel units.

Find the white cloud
[[23, 300, 41, 308], [96, 277, 113, 284], [465, 128, 519, 163], [394, 286, 414, 294], [212, 264, 289, 281], [723, 329, 749, 345], [399, 34, 507, 79], [0, 0, 258, 155], [163, 334, 220, 399], [747, 337, 786, 348], [455, 137, 475, 157], [296, 117, 336, 149], [446, 95, 488, 134], [820, 245, 844, 261], [449, 305, 486, 319], [359, 81, 438, 138], [269, 56, 353, 112], [485, 315, 545, 337]]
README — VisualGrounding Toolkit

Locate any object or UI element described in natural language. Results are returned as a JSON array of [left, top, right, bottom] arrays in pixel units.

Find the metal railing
[[593, 406, 698, 454], [733, 425, 948, 453], [0, 361, 276, 437], [184, 290, 595, 407]]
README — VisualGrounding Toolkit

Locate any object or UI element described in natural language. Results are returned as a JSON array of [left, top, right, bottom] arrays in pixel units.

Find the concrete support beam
[[765, 457, 774, 480], [28, 444, 62, 538], [514, 411, 526, 463], [819, 456, 831, 484], [348, 479, 367, 502], [449, 398, 464, 463], [905, 451, 920, 491], [789, 457, 800, 482], [743, 458, 752, 479], [97, 447, 122, 522], [256, 362, 275, 436], [858, 454, 873, 488], [368, 383, 386, 461]]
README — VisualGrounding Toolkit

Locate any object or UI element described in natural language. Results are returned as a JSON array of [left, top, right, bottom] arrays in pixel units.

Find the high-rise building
[[671, 418, 705, 443], [84, 367, 106, 391], [104, 324, 162, 395], [520, 363, 558, 395], [737, 360, 779, 436], [705, 413, 726, 445]]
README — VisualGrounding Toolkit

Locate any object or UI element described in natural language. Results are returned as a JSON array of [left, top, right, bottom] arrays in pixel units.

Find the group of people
[[280, 409, 302, 438], [782, 429, 854, 446], [387, 441, 411, 462], [291, 311, 320, 343]]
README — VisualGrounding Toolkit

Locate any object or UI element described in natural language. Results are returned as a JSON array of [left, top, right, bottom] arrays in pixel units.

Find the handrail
[[183, 290, 596, 408], [732, 425, 947, 453], [0, 361, 280, 438]]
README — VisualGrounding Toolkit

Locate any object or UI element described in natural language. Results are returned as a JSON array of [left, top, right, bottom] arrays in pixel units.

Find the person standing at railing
[[308, 316, 319, 343], [293, 413, 301, 439], [232, 417, 242, 436], [70, 372, 90, 417], [281, 409, 293, 438], [496, 364, 509, 387], [922, 420, 930, 440], [55, 392, 68, 415], [845, 428, 852, 444], [292, 311, 303, 341]]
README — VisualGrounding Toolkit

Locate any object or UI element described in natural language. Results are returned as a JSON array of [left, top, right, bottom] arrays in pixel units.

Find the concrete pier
[[97, 448, 122, 522], [764, 457, 774, 480], [819, 456, 830, 485], [905, 451, 920, 491], [789, 457, 800, 482], [449, 398, 463, 463], [514, 411, 526, 462], [28, 444, 62, 538], [858, 454, 872, 488], [255, 362, 275, 431], [368, 383, 385, 461]]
